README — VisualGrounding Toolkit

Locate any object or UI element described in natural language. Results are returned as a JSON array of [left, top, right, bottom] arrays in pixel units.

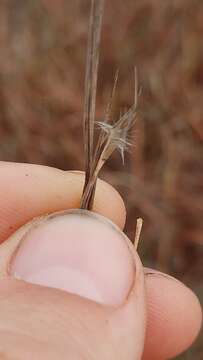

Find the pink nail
[[10, 211, 135, 306]]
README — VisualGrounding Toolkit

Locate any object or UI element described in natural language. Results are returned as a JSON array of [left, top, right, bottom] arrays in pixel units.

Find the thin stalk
[[83, 0, 104, 188], [81, 1, 138, 210]]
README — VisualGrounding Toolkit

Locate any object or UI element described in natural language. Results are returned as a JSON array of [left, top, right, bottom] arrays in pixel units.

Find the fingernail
[[10, 210, 135, 305]]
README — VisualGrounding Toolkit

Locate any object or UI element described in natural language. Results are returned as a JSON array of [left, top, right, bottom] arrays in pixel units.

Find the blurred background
[[0, 0, 202, 357]]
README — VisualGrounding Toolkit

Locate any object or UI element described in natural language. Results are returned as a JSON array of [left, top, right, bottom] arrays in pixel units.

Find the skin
[[0, 161, 202, 359]]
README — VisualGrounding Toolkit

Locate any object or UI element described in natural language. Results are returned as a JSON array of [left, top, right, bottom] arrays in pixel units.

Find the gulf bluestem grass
[[81, 0, 138, 210]]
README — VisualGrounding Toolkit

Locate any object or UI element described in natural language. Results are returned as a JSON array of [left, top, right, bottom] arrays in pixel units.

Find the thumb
[[0, 210, 146, 360]]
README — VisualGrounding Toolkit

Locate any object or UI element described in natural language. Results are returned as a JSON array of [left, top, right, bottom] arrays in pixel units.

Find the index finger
[[0, 162, 126, 243]]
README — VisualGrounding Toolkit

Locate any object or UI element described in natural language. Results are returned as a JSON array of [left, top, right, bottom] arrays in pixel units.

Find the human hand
[[0, 162, 202, 359]]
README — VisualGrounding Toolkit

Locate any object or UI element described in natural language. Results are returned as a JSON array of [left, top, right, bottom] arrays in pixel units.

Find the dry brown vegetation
[[0, 1, 202, 357]]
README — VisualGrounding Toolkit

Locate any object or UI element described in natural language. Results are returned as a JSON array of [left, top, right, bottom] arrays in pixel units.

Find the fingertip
[[9, 210, 132, 306], [1, 209, 145, 360], [0, 163, 126, 242], [143, 270, 202, 359]]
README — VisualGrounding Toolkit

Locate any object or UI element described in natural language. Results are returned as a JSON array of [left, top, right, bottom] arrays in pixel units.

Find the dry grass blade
[[82, 70, 120, 208], [81, 69, 138, 209], [83, 0, 104, 187], [134, 218, 143, 250], [81, 1, 138, 210]]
